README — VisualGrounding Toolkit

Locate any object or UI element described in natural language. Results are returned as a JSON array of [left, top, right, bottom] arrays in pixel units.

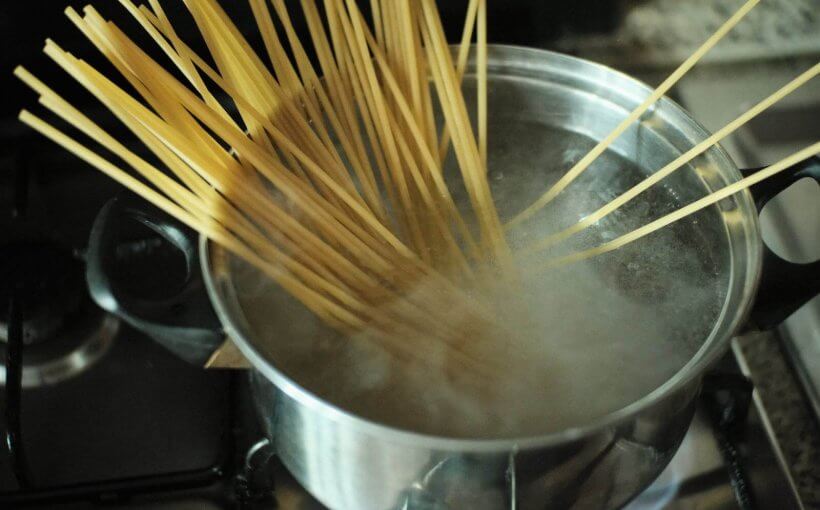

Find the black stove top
[[0, 325, 234, 505], [0, 103, 241, 508]]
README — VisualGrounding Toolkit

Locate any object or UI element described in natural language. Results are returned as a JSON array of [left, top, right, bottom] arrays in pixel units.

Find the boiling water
[[230, 80, 731, 439]]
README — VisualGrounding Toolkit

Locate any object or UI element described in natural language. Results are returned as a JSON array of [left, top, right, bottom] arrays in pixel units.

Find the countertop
[[736, 332, 820, 509]]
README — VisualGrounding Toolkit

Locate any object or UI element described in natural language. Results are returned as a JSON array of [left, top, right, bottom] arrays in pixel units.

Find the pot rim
[[200, 44, 763, 451]]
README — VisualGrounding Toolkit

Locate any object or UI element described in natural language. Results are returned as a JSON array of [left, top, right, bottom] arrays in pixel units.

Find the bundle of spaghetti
[[16, 0, 818, 387], [15, 0, 520, 386]]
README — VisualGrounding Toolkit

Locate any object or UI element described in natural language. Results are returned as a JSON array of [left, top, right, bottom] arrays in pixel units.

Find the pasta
[[13, 0, 818, 387]]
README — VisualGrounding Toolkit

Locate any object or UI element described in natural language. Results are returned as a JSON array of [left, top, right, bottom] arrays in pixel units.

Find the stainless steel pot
[[87, 46, 820, 510]]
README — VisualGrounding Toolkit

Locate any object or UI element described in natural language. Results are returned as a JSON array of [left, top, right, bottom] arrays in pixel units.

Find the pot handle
[[86, 192, 224, 365], [741, 156, 820, 330]]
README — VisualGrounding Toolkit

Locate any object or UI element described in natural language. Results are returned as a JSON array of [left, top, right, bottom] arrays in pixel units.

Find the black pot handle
[[86, 192, 224, 365], [742, 156, 820, 330]]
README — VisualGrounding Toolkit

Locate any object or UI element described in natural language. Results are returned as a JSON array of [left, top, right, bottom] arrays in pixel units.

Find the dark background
[[0, 1, 620, 121]]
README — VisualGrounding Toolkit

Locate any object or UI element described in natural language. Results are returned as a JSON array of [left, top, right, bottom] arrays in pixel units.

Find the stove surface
[[0, 322, 234, 507]]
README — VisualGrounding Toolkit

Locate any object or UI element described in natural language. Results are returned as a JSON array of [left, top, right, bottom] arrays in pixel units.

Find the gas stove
[[1, 2, 817, 507], [0, 135, 806, 509]]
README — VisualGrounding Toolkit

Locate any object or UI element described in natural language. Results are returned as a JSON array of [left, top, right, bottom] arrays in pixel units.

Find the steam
[[229, 82, 729, 439]]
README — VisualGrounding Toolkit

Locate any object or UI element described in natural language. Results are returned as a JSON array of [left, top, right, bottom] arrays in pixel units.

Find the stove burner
[[0, 311, 117, 388], [0, 241, 86, 345], [0, 241, 117, 387]]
